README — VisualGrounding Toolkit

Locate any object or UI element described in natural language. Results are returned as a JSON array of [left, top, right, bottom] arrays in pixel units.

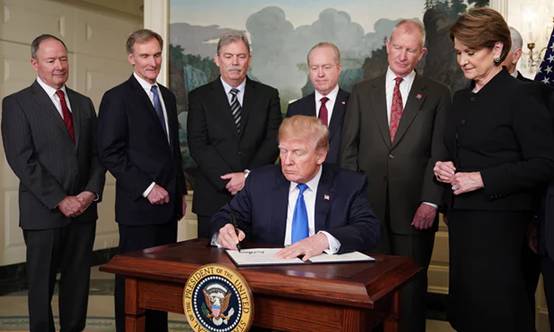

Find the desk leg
[[125, 278, 146, 332], [383, 290, 400, 332]]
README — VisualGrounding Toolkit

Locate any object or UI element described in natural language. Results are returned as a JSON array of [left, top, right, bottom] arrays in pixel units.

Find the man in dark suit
[[97, 29, 186, 332], [340, 19, 450, 332], [213, 115, 379, 257], [1, 34, 105, 332], [187, 33, 282, 238], [286, 42, 348, 164]]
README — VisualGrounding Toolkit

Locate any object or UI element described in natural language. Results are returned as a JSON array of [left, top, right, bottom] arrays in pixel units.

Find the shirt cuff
[[142, 182, 156, 198], [422, 201, 438, 209], [319, 231, 341, 254], [210, 232, 222, 247]]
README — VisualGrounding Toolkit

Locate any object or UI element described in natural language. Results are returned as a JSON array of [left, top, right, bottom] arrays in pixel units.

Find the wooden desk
[[100, 239, 419, 332]]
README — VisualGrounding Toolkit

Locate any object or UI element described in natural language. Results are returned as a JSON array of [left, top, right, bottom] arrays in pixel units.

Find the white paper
[[226, 248, 374, 266], [309, 251, 375, 263]]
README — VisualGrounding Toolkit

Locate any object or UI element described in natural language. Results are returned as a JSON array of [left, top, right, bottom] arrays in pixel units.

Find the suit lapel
[[129, 76, 171, 149], [305, 93, 317, 116], [30, 81, 73, 143], [370, 77, 392, 148], [212, 79, 240, 138], [271, 171, 291, 244], [240, 78, 255, 139], [328, 89, 347, 142], [392, 75, 426, 148], [314, 165, 333, 232], [159, 85, 178, 150]]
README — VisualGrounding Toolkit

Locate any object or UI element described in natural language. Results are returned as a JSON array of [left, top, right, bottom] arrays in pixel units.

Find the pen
[[230, 210, 242, 252]]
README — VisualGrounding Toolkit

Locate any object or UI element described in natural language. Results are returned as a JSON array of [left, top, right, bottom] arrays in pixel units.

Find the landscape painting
[[169, 0, 489, 181]]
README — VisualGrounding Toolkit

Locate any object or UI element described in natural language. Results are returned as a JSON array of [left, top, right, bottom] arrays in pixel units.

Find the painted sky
[[170, 0, 424, 33]]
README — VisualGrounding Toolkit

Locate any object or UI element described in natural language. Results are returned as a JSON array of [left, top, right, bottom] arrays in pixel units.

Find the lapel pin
[[416, 93, 423, 100], [323, 194, 330, 200], [341, 101, 346, 105]]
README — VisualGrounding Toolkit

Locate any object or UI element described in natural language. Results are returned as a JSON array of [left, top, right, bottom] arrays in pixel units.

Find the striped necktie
[[230, 88, 242, 133]]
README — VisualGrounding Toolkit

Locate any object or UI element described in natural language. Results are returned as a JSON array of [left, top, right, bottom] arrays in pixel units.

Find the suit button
[[388, 153, 394, 159], [470, 96, 476, 102]]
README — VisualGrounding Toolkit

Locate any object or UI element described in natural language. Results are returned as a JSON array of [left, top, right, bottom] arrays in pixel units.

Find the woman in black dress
[[434, 8, 554, 332]]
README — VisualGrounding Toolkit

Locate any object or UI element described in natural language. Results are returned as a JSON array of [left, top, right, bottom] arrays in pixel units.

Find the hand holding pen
[[216, 212, 245, 251], [230, 210, 243, 252]]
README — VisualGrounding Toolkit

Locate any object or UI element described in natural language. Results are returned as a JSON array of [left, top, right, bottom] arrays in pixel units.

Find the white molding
[[490, 0, 509, 17], [143, 0, 169, 86]]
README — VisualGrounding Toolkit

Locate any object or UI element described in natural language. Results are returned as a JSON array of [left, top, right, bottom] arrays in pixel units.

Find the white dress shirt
[[285, 167, 341, 254], [314, 85, 339, 123], [385, 67, 416, 124], [220, 77, 246, 106], [36, 76, 72, 119]]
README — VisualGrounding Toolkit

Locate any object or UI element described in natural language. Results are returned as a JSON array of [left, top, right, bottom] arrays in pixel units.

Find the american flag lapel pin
[[416, 93, 423, 100], [341, 101, 346, 105], [324, 194, 330, 201]]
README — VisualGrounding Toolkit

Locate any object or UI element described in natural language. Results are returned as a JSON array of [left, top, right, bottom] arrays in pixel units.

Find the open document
[[226, 248, 375, 267]]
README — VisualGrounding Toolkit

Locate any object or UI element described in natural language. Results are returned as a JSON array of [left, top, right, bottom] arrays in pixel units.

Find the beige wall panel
[[430, 230, 449, 263], [178, 194, 196, 242], [0, 41, 36, 101], [428, 265, 449, 295], [2, 190, 25, 264], [72, 7, 140, 62], [94, 174, 117, 250], [1, 0, 74, 46], [80, 0, 143, 17], [72, 53, 132, 108]]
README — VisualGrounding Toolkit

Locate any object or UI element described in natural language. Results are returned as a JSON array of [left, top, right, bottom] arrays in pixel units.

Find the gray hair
[[390, 19, 426, 48], [216, 33, 251, 55], [307, 42, 341, 65], [509, 26, 523, 51], [126, 29, 163, 54], [31, 34, 67, 59]]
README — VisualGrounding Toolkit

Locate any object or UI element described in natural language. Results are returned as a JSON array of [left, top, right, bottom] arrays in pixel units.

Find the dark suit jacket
[[1, 81, 105, 230], [444, 70, 554, 211], [533, 79, 554, 259], [211, 164, 380, 253], [286, 89, 349, 164], [340, 74, 451, 235], [97, 75, 186, 225], [187, 77, 282, 216]]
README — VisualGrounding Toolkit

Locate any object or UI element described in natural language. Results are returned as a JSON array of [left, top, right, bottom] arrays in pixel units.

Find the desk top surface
[[100, 239, 419, 308]]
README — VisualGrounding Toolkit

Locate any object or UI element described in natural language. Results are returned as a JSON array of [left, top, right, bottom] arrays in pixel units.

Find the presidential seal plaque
[[183, 264, 254, 332]]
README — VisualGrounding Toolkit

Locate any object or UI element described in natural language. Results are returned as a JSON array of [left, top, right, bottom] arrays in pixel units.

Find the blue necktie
[[291, 183, 309, 243], [150, 85, 168, 138]]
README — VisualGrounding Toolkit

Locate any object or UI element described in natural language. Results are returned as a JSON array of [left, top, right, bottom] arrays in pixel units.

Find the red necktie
[[56, 90, 75, 143], [389, 77, 403, 142], [319, 97, 329, 127]]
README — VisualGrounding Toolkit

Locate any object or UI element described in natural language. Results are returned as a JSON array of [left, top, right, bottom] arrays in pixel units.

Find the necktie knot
[[150, 85, 159, 95], [230, 88, 239, 97], [394, 76, 403, 86], [297, 183, 308, 194], [320, 96, 329, 105], [55, 89, 65, 99]]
